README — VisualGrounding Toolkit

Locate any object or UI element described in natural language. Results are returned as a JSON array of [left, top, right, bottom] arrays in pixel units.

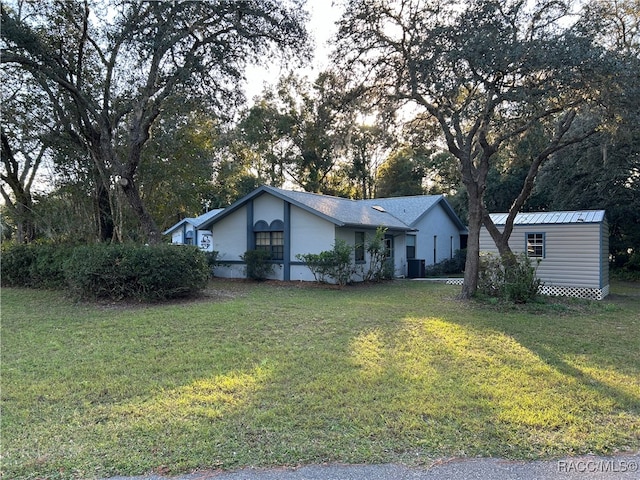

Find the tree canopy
[[334, 0, 637, 297], [1, 0, 310, 242], [1, 0, 637, 286]]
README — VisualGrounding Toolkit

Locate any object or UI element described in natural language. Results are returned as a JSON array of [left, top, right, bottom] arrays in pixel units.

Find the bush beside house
[[1, 243, 209, 301]]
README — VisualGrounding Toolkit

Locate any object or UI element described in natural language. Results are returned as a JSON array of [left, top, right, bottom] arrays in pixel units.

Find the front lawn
[[2, 280, 639, 479]]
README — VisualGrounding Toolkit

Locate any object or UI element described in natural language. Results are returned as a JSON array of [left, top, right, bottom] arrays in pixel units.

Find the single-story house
[[168, 185, 467, 282], [479, 210, 609, 300], [163, 208, 223, 252]]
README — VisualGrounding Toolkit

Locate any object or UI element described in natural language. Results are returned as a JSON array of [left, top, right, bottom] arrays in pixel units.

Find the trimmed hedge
[[1, 243, 70, 289], [1, 243, 209, 301]]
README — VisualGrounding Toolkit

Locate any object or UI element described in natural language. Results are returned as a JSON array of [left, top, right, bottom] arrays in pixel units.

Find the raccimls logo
[[557, 459, 638, 473]]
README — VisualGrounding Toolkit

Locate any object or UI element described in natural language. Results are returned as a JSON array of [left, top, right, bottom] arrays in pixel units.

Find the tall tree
[[138, 105, 219, 232], [376, 146, 429, 198], [230, 71, 358, 194], [1, 0, 310, 242], [349, 124, 393, 199], [0, 68, 53, 243], [334, 0, 630, 298], [277, 72, 355, 193]]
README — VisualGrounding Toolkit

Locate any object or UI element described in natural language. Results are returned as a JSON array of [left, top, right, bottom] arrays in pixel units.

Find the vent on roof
[[372, 205, 386, 212]]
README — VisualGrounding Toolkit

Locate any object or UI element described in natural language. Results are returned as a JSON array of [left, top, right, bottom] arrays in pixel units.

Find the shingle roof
[[489, 210, 606, 225], [359, 196, 441, 225], [359, 195, 467, 232], [196, 186, 467, 233], [265, 187, 412, 230], [162, 208, 224, 235]]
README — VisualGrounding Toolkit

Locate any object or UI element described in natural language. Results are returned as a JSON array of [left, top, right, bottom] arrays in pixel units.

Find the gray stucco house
[[166, 185, 467, 282]]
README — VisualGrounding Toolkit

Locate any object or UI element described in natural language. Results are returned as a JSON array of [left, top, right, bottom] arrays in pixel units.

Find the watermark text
[[557, 459, 638, 474]]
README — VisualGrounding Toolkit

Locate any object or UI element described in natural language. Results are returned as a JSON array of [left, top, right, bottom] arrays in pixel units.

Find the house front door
[[384, 234, 394, 274]]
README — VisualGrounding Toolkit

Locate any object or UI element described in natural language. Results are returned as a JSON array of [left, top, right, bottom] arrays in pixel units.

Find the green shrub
[[65, 244, 208, 301], [1, 242, 72, 289], [1, 243, 36, 287], [478, 252, 542, 303], [241, 249, 274, 281], [424, 249, 467, 277], [363, 227, 393, 282], [30, 243, 73, 289], [297, 239, 355, 286], [625, 251, 640, 272], [204, 251, 220, 277]]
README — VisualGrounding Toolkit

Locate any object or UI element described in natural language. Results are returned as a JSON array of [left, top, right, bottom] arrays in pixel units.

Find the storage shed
[[479, 210, 609, 300]]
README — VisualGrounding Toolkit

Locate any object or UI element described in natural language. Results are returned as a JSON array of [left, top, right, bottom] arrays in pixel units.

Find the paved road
[[105, 453, 640, 480]]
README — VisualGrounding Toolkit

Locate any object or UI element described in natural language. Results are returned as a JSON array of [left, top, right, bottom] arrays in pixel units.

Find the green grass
[[2, 280, 639, 479]]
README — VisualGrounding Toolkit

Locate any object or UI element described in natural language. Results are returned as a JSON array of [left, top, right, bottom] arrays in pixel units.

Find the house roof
[[489, 210, 606, 226], [163, 208, 224, 235], [360, 195, 468, 233], [200, 185, 415, 231], [271, 187, 413, 230]]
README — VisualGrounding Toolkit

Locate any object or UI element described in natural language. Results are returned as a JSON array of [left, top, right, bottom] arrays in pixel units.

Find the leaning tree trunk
[[119, 175, 160, 244]]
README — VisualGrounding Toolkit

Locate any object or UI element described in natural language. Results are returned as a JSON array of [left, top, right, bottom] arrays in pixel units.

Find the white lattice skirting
[[538, 284, 609, 301], [445, 279, 609, 300]]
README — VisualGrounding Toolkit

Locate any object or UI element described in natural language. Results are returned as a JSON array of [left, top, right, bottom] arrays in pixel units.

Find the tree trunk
[[459, 181, 484, 300], [119, 176, 160, 244], [94, 169, 114, 242], [14, 200, 35, 244], [482, 210, 513, 258]]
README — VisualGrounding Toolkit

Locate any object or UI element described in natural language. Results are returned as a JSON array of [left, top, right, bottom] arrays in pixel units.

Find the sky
[[243, 1, 344, 101]]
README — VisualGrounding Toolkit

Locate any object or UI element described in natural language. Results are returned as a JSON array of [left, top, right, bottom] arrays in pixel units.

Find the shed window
[[355, 232, 365, 263], [526, 233, 545, 258]]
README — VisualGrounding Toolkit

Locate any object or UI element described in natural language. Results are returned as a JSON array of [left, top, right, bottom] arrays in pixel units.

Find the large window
[[254, 220, 284, 260], [526, 233, 545, 258], [406, 235, 416, 259], [255, 231, 284, 260], [355, 232, 365, 263]]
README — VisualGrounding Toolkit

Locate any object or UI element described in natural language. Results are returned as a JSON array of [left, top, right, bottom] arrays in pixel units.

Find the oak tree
[[334, 0, 630, 297], [2, 0, 310, 242]]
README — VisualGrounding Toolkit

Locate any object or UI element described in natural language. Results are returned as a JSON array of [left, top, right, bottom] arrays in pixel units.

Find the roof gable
[[361, 195, 467, 232], [162, 208, 224, 235], [201, 185, 413, 231]]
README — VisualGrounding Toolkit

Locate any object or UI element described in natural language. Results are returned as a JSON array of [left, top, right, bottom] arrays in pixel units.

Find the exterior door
[[384, 234, 394, 273]]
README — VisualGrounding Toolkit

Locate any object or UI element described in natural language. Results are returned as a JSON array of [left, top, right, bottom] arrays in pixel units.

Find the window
[[255, 231, 284, 260], [433, 235, 437, 264], [254, 219, 284, 261], [384, 236, 393, 259], [355, 232, 365, 262], [527, 233, 545, 258], [406, 235, 416, 259]]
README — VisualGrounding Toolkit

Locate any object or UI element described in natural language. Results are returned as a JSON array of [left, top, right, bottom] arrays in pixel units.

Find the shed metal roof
[[489, 210, 606, 226]]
